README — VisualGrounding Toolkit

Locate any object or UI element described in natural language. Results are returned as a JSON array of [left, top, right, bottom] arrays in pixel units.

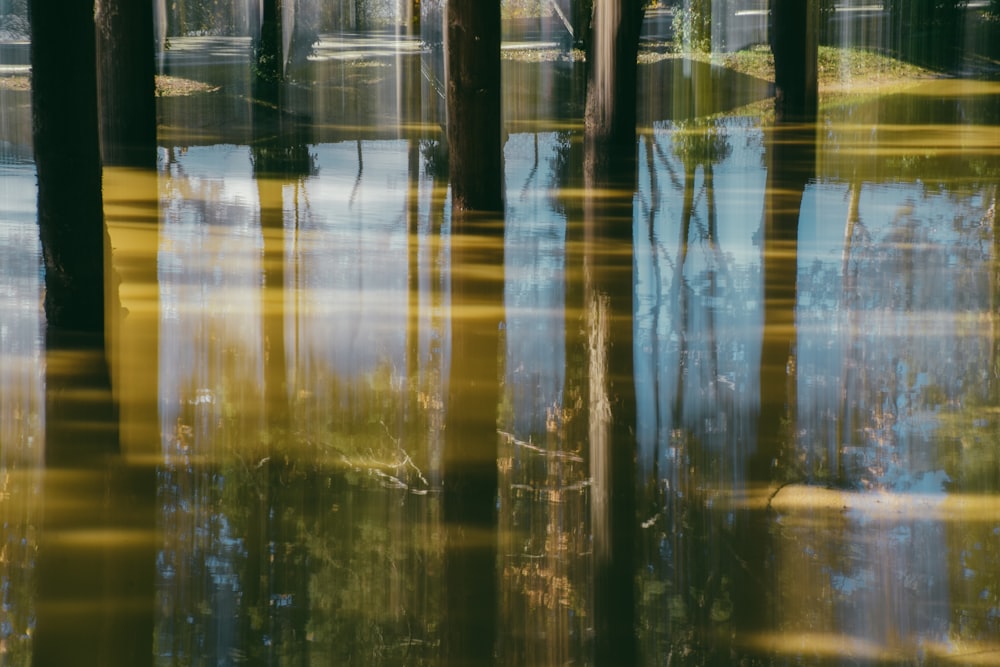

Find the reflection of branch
[[497, 430, 584, 462], [837, 178, 863, 486], [643, 133, 665, 488], [841, 179, 863, 285], [653, 133, 683, 191], [520, 132, 540, 201], [349, 138, 363, 208]]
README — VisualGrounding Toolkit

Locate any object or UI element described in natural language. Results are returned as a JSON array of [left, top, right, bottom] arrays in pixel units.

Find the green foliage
[[884, 0, 969, 68], [671, 0, 714, 53], [169, 0, 243, 36], [986, 0, 1000, 20], [0, 0, 28, 39]]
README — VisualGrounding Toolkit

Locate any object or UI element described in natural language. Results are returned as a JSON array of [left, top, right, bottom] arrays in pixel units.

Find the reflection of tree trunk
[[95, 0, 157, 168], [443, 213, 504, 666], [446, 0, 504, 212], [29, 0, 105, 333], [771, 0, 818, 123], [584, 156, 637, 667], [752, 128, 812, 482], [837, 178, 862, 485], [407, 139, 421, 430], [733, 124, 815, 652]]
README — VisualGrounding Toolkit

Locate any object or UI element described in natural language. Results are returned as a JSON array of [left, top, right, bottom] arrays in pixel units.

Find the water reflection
[[0, 161, 41, 666], [4, 32, 1000, 665]]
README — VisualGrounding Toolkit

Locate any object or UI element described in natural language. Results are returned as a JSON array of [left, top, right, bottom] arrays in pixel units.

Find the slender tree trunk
[[446, 0, 504, 212], [95, 0, 158, 168], [771, 0, 818, 123], [29, 0, 105, 333]]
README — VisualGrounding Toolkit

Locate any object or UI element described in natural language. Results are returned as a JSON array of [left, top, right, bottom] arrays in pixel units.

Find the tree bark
[[446, 0, 504, 212], [95, 0, 158, 168], [584, 0, 644, 179], [771, 0, 818, 123], [29, 0, 105, 333]]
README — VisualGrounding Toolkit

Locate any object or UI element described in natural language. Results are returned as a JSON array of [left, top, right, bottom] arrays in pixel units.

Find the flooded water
[[2, 12, 1000, 667]]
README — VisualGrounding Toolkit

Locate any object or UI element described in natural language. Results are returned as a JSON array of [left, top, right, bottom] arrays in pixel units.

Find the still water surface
[[2, 35, 1000, 666]]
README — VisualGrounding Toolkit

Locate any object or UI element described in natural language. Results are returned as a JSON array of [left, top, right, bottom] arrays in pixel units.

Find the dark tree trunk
[[446, 0, 504, 212], [256, 0, 283, 101], [29, 0, 105, 333], [771, 0, 818, 123], [95, 0, 158, 168], [443, 211, 504, 666], [584, 0, 645, 179], [571, 0, 594, 49]]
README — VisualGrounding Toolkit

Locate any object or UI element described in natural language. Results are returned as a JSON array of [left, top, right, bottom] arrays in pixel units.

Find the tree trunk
[[584, 0, 644, 179], [95, 0, 158, 168], [29, 0, 105, 333], [446, 0, 504, 212], [571, 0, 594, 49], [256, 0, 284, 101], [771, 0, 818, 123]]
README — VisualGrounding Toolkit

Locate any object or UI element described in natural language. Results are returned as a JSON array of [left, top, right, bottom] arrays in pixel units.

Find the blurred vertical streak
[[443, 211, 505, 666]]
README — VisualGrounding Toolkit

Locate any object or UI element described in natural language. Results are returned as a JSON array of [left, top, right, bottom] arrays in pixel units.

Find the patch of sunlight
[[769, 484, 1000, 523], [44, 528, 156, 547], [741, 631, 899, 662], [923, 640, 1000, 665]]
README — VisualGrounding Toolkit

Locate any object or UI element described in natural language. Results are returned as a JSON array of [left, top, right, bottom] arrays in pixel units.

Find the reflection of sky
[[0, 161, 41, 662], [504, 133, 566, 437], [158, 144, 263, 450], [0, 162, 43, 459], [293, 141, 409, 387], [636, 117, 996, 656], [798, 181, 992, 489], [634, 123, 765, 481]]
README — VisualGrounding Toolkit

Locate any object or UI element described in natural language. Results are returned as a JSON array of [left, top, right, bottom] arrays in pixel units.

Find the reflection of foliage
[[671, 118, 731, 168], [636, 432, 738, 666], [420, 139, 449, 180], [0, 0, 28, 40], [306, 490, 442, 666], [0, 470, 37, 666], [251, 141, 317, 179], [168, 0, 243, 36]]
